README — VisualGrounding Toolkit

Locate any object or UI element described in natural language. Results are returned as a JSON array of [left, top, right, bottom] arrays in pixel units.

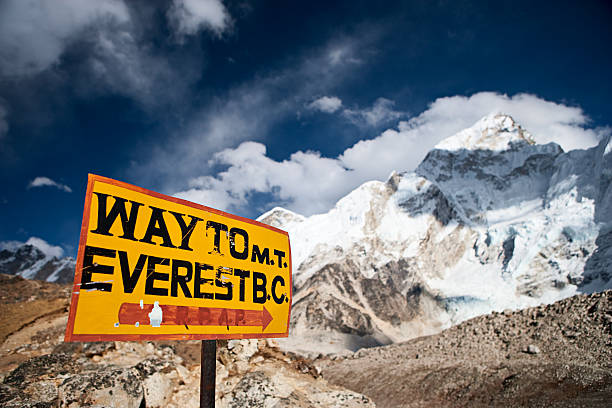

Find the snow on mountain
[[257, 206, 306, 231], [258, 113, 612, 355], [0, 238, 75, 283], [434, 113, 535, 151]]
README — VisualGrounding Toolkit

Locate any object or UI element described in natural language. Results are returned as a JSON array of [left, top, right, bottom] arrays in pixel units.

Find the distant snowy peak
[[0, 241, 75, 283], [435, 113, 535, 152], [257, 206, 305, 230], [417, 114, 564, 225]]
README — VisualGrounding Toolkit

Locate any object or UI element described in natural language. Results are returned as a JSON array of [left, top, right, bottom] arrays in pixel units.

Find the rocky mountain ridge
[[259, 113, 612, 355], [0, 240, 75, 284]]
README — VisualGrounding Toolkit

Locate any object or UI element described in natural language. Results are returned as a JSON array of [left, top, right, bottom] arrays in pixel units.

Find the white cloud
[[175, 141, 349, 214], [0, 240, 22, 252], [307, 96, 404, 127], [342, 97, 404, 127], [308, 96, 343, 113], [0, 237, 64, 258], [339, 92, 605, 182], [412, 92, 603, 152], [28, 176, 72, 193], [87, 28, 178, 105], [0, 0, 129, 76], [0, 1, 210, 107], [131, 36, 368, 190], [167, 0, 231, 38], [174, 92, 608, 216], [327, 44, 362, 66], [25, 237, 64, 258]]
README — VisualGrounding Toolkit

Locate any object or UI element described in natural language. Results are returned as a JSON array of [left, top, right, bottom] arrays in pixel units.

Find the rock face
[[1, 338, 375, 408], [1, 339, 184, 408], [321, 290, 612, 408], [258, 114, 612, 354], [0, 242, 75, 283]]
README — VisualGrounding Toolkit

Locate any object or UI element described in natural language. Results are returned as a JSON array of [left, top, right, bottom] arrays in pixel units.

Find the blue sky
[[0, 0, 611, 257]]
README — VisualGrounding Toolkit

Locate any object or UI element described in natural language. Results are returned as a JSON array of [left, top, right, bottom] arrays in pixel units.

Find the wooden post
[[200, 340, 216, 408]]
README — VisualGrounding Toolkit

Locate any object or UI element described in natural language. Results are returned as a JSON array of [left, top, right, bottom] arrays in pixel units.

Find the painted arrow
[[118, 302, 273, 331]]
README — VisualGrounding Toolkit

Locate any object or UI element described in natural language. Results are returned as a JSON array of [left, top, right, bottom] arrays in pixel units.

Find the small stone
[[265, 338, 279, 348], [175, 365, 190, 383], [526, 344, 540, 354]]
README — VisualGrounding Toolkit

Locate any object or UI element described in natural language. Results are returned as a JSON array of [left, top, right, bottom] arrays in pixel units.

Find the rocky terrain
[[1, 274, 610, 407], [321, 290, 612, 407], [0, 274, 374, 407]]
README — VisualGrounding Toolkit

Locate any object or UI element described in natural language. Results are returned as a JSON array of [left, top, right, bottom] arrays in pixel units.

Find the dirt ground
[[320, 291, 612, 407]]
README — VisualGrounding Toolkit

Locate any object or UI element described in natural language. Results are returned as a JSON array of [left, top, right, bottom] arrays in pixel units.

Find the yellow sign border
[[65, 174, 292, 342]]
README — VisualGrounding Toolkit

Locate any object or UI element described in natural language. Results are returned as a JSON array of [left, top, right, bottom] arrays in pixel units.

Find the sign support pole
[[200, 340, 217, 408]]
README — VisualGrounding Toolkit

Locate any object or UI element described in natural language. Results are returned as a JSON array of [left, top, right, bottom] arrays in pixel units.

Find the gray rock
[[82, 341, 115, 357], [59, 365, 144, 408], [3, 353, 79, 385], [229, 371, 278, 408]]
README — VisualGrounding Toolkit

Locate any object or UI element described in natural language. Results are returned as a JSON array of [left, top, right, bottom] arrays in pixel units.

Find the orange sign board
[[65, 174, 292, 341]]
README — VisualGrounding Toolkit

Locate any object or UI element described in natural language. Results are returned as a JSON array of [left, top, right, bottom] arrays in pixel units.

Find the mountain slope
[[259, 114, 612, 355], [321, 290, 612, 408]]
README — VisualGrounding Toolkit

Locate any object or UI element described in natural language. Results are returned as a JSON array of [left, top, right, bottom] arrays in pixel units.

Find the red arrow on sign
[[118, 302, 273, 331]]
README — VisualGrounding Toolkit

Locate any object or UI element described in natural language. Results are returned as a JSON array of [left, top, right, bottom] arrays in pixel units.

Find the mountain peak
[[257, 206, 305, 230], [0, 240, 75, 283], [435, 113, 535, 152]]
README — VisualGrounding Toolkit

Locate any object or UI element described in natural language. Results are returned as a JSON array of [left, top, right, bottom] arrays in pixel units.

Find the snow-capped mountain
[[258, 113, 612, 355], [0, 239, 75, 283]]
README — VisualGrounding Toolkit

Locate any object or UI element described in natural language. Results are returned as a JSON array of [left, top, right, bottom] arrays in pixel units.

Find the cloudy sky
[[1, 0, 611, 256]]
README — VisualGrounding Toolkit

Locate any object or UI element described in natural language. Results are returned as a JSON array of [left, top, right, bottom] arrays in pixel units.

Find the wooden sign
[[65, 174, 292, 341]]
